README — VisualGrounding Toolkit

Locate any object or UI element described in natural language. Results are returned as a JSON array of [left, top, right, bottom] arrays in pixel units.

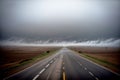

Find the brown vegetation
[[69, 46, 120, 74], [0, 46, 60, 78], [0, 46, 60, 68]]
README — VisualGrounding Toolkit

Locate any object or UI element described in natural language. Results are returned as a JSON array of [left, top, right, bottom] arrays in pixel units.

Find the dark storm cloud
[[1, 0, 120, 41]]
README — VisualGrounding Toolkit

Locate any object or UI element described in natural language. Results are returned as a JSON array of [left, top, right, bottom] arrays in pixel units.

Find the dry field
[[0, 46, 60, 78], [69, 46, 120, 74], [69, 46, 120, 53]]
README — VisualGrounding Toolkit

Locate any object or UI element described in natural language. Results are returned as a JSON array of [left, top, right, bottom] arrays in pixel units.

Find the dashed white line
[[32, 74, 39, 80], [77, 61, 82, 66], [39, 68, 45, 74], [77, 61, 99, 80], [63, 67, 65, 70], [50, 60, 53, 63], [32, 68, 46, 80], [89, 72, 94, 76], [53, 60, 56, 63], [88, 71, 99, 80], [45, 64, 50, 68], [77, 62, 82, 66], [84, 67, 87, 70]]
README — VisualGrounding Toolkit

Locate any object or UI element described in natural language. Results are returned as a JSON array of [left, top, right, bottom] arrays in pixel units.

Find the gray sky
[[1, 0, 120, 41]]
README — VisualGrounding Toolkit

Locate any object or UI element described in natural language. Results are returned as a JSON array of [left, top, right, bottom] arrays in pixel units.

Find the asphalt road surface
[[4, 48, 120, 80]]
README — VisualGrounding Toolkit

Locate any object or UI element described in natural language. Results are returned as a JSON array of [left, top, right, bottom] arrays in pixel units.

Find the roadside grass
[[81, 53, 118, 67], [78, 53, 120, 74], [17, 51, 54, 66], [1, 50, 58, 79], [10, 50, 57, 70]]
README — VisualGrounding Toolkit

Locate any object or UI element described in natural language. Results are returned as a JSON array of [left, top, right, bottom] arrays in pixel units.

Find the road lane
[[62, 50, 96, 80], [62, 48, 120, 80], [4, 48, 120, 80], [36, 54, 62, 80]]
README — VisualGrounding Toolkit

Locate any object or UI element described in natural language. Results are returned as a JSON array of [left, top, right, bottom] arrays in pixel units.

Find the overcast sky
[[1, 0, 120, 42]]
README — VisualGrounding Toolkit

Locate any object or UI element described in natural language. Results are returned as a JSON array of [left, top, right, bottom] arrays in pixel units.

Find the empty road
[[5, 48, 120, 80]]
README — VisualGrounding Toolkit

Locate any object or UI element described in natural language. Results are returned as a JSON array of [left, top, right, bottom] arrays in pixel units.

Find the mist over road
[[5, 48, 120, 80]]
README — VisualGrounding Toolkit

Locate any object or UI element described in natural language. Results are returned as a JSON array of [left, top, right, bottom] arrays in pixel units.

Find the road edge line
[[70, 49, 120, 76]]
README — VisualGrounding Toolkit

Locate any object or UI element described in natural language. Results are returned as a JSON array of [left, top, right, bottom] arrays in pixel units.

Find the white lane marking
[[45, 64, 50, 68], [88, 71, 99, 80], [77, 53, 119, 76], [77, 62, 82, 66], [50, 60, 53, 63], [53, 60, 56, 63], [32, 74, 39, 80], [39, 68, 45, 74], [95, 77, 99, 80], [89, 72, 94, 76], [84, 67, 87, 70], [63, 66, 65, 70]]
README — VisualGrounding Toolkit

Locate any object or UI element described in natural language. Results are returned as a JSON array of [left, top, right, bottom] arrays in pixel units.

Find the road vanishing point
[[5, 48, 120, 80]]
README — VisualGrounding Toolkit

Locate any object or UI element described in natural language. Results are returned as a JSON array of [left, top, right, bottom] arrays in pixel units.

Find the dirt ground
[[69, 46, 120, 53], [83, 53, 120, 65], [0, 46, 60, 70], [69, 46, 120, 65]]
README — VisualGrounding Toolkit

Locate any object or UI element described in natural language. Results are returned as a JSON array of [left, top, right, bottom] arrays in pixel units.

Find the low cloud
[[0, 38, 120, 47]]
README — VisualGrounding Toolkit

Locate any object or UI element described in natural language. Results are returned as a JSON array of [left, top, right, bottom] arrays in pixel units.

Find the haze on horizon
[[1, 0, 120, 43]]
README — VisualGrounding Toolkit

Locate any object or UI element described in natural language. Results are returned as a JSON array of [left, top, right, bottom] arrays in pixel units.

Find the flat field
[[69, 46, 120, 74], [0, 46, 60, 78]]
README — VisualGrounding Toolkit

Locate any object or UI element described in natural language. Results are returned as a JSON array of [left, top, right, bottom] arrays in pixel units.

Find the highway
[[4, 48, 120, 80]]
